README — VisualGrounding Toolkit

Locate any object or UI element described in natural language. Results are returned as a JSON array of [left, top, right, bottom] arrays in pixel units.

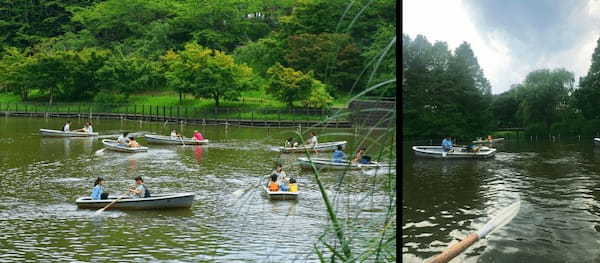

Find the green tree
[[516, 68, 574, 130], [162, 43, 257, 106], [266, 63, 320, 107], [284, 33, 362, 93], [574, 37, 600, 120], [96, 54, 165, 100], [233, 37, 285, 77]]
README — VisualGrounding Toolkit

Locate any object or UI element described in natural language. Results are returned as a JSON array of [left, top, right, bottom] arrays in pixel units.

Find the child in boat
[[193, 130, 204, 141], [288, 178, 298, 192], [91, 177, 109, 200], [128, 176, 149, 198], [268, 174, 279, 192], [128, 137, 140, 148], [332, 145, 346, 163]]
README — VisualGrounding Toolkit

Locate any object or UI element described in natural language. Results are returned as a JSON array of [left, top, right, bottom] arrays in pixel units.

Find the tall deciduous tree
[[162, 43, 257, 106], [516, 68, 574, 130], [574, 37, 600, 120]]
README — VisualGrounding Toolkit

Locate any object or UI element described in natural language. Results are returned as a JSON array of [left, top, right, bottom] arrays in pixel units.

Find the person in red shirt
[[193, 130, 204, 141]]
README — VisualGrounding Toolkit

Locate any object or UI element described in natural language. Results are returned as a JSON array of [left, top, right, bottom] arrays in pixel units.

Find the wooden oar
[[179, 136, 186, 146], [232, 174, 270, 198], [429, 200, 521, 263], [94, 193, 128, 215]]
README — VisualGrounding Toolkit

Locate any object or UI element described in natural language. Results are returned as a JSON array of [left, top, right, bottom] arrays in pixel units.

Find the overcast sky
[[402, 0, 600, 94]]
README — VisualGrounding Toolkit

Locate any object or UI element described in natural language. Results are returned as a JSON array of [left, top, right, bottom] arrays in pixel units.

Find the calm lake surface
[[403, 138, 600, 262], [0, 117, 394, 262]]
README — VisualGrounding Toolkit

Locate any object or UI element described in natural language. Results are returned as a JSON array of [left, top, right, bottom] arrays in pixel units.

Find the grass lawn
[[0, 89, 352, 121]]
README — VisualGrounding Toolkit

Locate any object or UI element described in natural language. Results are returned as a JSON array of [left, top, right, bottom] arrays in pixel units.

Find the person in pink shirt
[[193, 130, 204, 141]]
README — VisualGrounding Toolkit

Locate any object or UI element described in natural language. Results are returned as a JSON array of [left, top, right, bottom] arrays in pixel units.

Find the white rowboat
[[39, 129, 98, 137], [102, 139, 148, 153], [261, 186, 299, 200], [276, 141, 347, 153], [594, 138, 600, 145], [412, 146, 496, 159], [297, 157, 387, 170], [144, 134, 209, 145]]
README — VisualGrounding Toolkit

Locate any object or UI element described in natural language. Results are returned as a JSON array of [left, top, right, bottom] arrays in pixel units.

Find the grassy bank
[[0, 91, 351, 121]]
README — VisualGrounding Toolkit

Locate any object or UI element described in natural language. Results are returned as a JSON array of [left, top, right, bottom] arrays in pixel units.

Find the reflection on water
[[403, 139, 600, 262], [0, 117, 391, 262], [194, 145, 204, 163]]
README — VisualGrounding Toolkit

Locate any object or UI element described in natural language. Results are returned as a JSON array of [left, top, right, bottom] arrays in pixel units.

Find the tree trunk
[[215, 96, 220, 107], [49, 87, 54, 105]]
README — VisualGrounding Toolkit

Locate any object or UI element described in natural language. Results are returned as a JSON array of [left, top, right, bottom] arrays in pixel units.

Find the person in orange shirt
[[268, 174, 279, 192]]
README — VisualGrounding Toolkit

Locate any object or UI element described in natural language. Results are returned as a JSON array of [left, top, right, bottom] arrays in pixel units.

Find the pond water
[[403, 138, 600, 262], [0, 117, 395, 262]]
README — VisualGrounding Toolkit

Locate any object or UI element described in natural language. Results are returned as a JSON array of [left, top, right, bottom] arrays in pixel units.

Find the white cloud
[[403, 0, 600, 94]]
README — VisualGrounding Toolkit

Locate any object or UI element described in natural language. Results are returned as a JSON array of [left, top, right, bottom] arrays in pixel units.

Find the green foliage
[[573, 37, 600, 120], [71, 0, 177, 44], [516, 68, 574, 129], [233, 38, 285, 77], [403, 34, 493, 139], [301, 80, 333, 108], [96, 54, 166, 99], [162, 43, 257, 106], [266, 63, 315, 107], [284, 33, 362, 93]]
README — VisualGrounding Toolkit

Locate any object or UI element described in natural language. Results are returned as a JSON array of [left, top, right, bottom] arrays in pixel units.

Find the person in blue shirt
[[91, 177, 109, 200], [442, 136, 453, 152], [332, 145, 346, 163]]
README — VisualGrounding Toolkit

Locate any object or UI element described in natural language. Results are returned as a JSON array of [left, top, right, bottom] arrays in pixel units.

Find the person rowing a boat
[[442, 136, 453, 152], [170, 129, 183, 140], [128, 137, 141, 148], [91, 177, 109, 200], [306, 132, 318, 147], [117, 132, 130, 145], [75, 122, 92, 133], [193, 130, 204, 141], [128, 176, 150, 198], [271, 164, 289, 191], [63, 121, 71, 132], [332, 145, 346, 163], [351, 147, 372, 164]]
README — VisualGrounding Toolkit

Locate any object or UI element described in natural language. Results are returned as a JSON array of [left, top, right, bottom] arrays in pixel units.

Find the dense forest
[[403, 33, 600, 139], [0, 0, 396, 108]]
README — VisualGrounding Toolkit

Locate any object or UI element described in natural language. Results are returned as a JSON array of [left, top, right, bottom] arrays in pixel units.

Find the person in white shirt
[[63, 121, 71, 132], [117, 132, 130, 145], [307, 132, 318, 147]]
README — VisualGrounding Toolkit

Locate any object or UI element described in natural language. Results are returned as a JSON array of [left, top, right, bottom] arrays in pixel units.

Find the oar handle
[[429, 233, 479, 263]]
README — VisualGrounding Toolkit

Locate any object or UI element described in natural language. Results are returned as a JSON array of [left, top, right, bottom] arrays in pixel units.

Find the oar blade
[[477, 200, 521, 238]]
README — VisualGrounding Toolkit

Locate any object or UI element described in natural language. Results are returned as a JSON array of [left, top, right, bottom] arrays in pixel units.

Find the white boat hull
[[297, 157, 387, 170], [412, 146, 496, 159], [276, 141, 347, 153], [144, 134, 209, 145], [39, 129, 98, 137], [102, 139, 148, 153], [76, 193, 194, 210], [261, 186, 299, 200]]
